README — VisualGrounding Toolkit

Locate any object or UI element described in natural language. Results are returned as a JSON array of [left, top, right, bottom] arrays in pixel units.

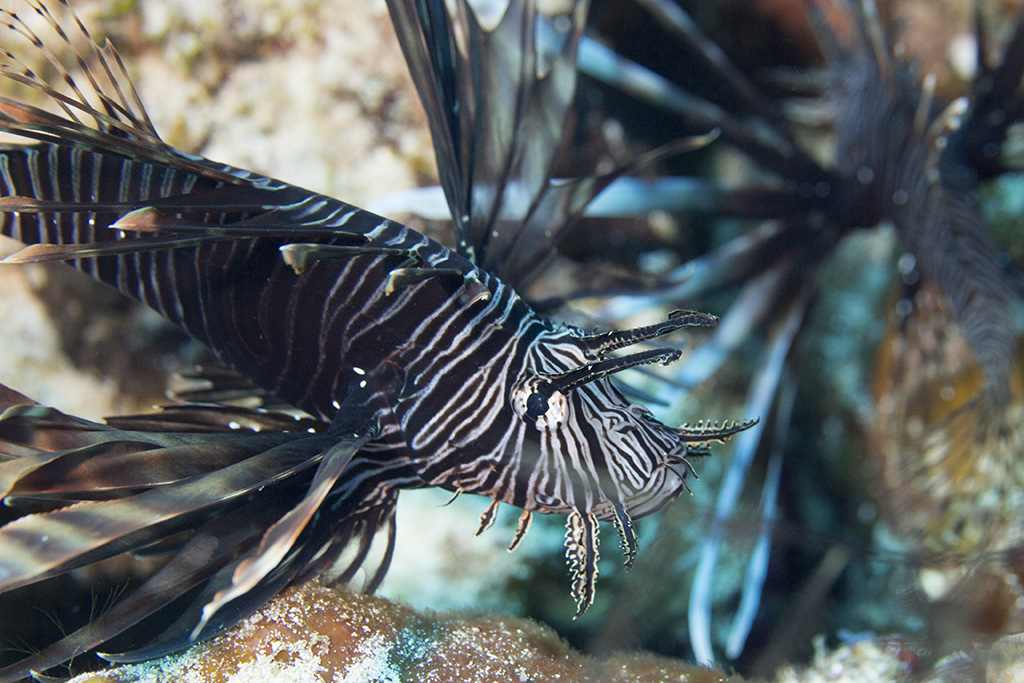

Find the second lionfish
[[0, 0, 752, 679]]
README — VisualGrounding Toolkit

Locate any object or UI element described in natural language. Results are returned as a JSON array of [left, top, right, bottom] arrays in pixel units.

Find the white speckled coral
[[67, 581, 748, 683]]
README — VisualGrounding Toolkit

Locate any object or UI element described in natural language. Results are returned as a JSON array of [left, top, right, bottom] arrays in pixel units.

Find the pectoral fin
[[190, 422, 377, 638]]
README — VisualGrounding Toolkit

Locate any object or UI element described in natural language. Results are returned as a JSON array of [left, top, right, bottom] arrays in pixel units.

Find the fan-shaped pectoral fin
[[190, 421, 377, 640], [0, 508, 264, 683], [565, 509, 600, 619], [611, 500, 637, 570], [0, 235, 225, 263]]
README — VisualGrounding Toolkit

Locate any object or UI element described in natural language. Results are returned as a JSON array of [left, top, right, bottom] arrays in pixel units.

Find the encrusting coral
[[67, 581, 744, 683], [77, 580, 1013, 683]]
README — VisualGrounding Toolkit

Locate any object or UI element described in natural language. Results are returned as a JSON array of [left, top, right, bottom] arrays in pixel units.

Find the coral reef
[[774, 636, 911, 683], [67, 582, 745, 683]]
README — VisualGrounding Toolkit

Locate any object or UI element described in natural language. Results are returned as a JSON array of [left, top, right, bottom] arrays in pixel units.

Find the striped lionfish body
[[0, 1, 751, 679]]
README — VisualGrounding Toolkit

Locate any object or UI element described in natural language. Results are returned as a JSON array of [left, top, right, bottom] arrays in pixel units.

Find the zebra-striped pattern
[[0, 136, 721, 599], [0, 139, 717, 522], [0, 2, 753, 677]]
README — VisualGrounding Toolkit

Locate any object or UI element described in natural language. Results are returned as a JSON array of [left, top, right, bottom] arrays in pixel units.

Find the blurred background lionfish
[[2, 0, 1024, 680]]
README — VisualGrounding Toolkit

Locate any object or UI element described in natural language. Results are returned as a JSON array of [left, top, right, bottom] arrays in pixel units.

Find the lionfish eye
[[525, 392, 549, 419], [510, 377, 568, 429]]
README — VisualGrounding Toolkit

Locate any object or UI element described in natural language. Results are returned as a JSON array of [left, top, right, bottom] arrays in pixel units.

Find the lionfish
[[0, 0, 754, 679], [532, 0, 1024, 664]]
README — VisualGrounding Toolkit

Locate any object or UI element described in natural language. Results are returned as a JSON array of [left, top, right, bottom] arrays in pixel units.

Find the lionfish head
[[501, 309, 756, 617], [508, 309, 753, 519]]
